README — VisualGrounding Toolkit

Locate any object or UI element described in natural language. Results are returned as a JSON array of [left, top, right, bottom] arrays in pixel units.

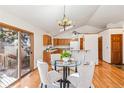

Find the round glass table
[[52, 60, 81, 88]]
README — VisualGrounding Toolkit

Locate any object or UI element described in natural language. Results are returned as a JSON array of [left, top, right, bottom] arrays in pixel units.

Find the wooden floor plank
[[10, 70, 40, 88], [10, 60, 124, 88], [93, 60, 124, 88]]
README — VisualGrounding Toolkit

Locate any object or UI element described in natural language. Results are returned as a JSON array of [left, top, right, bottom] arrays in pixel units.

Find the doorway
[[20, 32, 33, 76], [98, 37, 103, 60], [111, 34, 123, 65], [0, 23, 34, 87]]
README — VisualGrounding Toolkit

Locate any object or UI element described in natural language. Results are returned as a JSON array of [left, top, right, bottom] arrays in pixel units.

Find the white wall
[[99, 29, 124, 64], [0, 10, 51, 68], [99, 30, 111, 63], [84, 34, 98, 64]]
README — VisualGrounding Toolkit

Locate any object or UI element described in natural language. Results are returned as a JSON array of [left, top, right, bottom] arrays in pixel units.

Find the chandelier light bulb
[[58, 6, 72, 30]]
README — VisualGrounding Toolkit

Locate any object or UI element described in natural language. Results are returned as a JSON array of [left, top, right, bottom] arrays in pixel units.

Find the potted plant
[[61, 50, 71, 62]]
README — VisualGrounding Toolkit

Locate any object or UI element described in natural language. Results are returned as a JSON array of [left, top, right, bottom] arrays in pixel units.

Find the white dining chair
[[37, 60, 62, 88], [70, 51, 85, 72], [51, 54, 62, 72], [67, 61, 95, 88]]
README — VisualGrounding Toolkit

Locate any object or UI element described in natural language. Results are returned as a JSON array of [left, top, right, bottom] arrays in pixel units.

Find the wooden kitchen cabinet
[[53, 38, 58, 46], [53, 38, 70, 46], [80, 38, 83, 49], [43, 50, 52, 70], [59, 39, 64, 45], [43, 49, 63, 70], [51, 48, 63, 54], [57, 39, 61, 45], [43, 35, 52, 46], [43, 51, 51, 64], [67, 39, 70, 45]]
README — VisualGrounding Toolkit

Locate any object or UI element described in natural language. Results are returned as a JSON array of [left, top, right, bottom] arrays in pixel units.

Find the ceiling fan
[[71, 31, 83, 39], [72, 31, 82, 35]]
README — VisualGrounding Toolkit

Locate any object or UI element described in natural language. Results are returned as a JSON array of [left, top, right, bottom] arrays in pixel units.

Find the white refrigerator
[[70, 41, 80, 50]]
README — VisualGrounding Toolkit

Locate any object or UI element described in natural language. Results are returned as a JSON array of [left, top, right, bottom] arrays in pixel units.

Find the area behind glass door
[[0, 27, 18, 88], [20, 32, 31, 76], [0, 24, 33, 88]]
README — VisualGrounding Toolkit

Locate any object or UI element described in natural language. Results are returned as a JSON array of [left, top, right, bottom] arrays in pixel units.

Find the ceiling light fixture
[[58, 6, 72, 31]]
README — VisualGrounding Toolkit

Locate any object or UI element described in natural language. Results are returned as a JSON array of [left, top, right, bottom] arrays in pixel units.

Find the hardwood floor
[[93, 60, 124, 88], [10, 60, 124, 88], [10, 70, 40, 88]]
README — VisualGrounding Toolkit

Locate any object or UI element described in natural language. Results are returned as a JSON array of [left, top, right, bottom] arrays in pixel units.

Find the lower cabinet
[[43, 51, 51, 70], [43, 49, 63, 70]]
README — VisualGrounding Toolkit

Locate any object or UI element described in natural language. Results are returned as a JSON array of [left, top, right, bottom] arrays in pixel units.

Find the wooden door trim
[[0, 22, 34, 34], [0, 22, 34, 69], [30, 33, 34, 71]]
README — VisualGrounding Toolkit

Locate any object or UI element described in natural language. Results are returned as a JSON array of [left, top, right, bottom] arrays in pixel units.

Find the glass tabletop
[[51, 60, 81, 67]]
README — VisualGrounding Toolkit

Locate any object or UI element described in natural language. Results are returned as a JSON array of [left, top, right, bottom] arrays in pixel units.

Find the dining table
[[52, 59, 81, 88]]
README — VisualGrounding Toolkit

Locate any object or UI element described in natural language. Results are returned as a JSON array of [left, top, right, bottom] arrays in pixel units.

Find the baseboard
[[102, 60, 111, 64]]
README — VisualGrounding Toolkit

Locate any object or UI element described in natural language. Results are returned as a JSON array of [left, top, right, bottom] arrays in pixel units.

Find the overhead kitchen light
[[58, 6, 72, 31]]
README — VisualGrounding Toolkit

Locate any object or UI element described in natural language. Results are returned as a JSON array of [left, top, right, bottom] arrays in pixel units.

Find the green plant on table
[[61, 50, 71, 59]]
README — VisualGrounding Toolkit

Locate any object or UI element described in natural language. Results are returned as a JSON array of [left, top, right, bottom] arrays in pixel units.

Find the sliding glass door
[[20, 32, 31, 76], [0, 26, 33, 88], [0, 28, 18, 88]]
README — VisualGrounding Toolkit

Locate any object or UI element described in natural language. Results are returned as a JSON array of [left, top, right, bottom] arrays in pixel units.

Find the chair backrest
[[37, 59, 43, 62], [77, 61, 95, 88], [51, 54, 61, 62], [37, 60, 48, 84], [72, 51, 85, 64]]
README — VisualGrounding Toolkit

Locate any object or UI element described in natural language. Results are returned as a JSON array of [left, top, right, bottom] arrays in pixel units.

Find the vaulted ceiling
[[0, 5, 124, 36]]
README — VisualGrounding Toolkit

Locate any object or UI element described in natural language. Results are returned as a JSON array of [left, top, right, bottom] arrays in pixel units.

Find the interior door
[[111, 34, 123, 65], [98, 37, 103, 60]]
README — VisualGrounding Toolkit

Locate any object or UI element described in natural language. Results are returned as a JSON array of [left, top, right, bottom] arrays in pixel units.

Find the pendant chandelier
[[58, 6, 72, 31]]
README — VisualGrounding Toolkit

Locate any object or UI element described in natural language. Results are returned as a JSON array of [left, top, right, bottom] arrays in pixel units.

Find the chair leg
[[41, 83, 43, 88], [68, 68, 70, 75], [67, 81, 70, 88], [75, 66, 77, 72], [60, 80, 62, 88], [89, 86, 91, 88], [45, 84, 47, 88]]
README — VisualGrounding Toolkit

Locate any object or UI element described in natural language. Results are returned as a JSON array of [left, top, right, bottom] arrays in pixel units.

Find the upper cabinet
[[53, 38, 70, 46], [53, 38, 58, 46], [53, 38, 84, 50], [43, 35, 52, 46], [80, 38, 83, 50]]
